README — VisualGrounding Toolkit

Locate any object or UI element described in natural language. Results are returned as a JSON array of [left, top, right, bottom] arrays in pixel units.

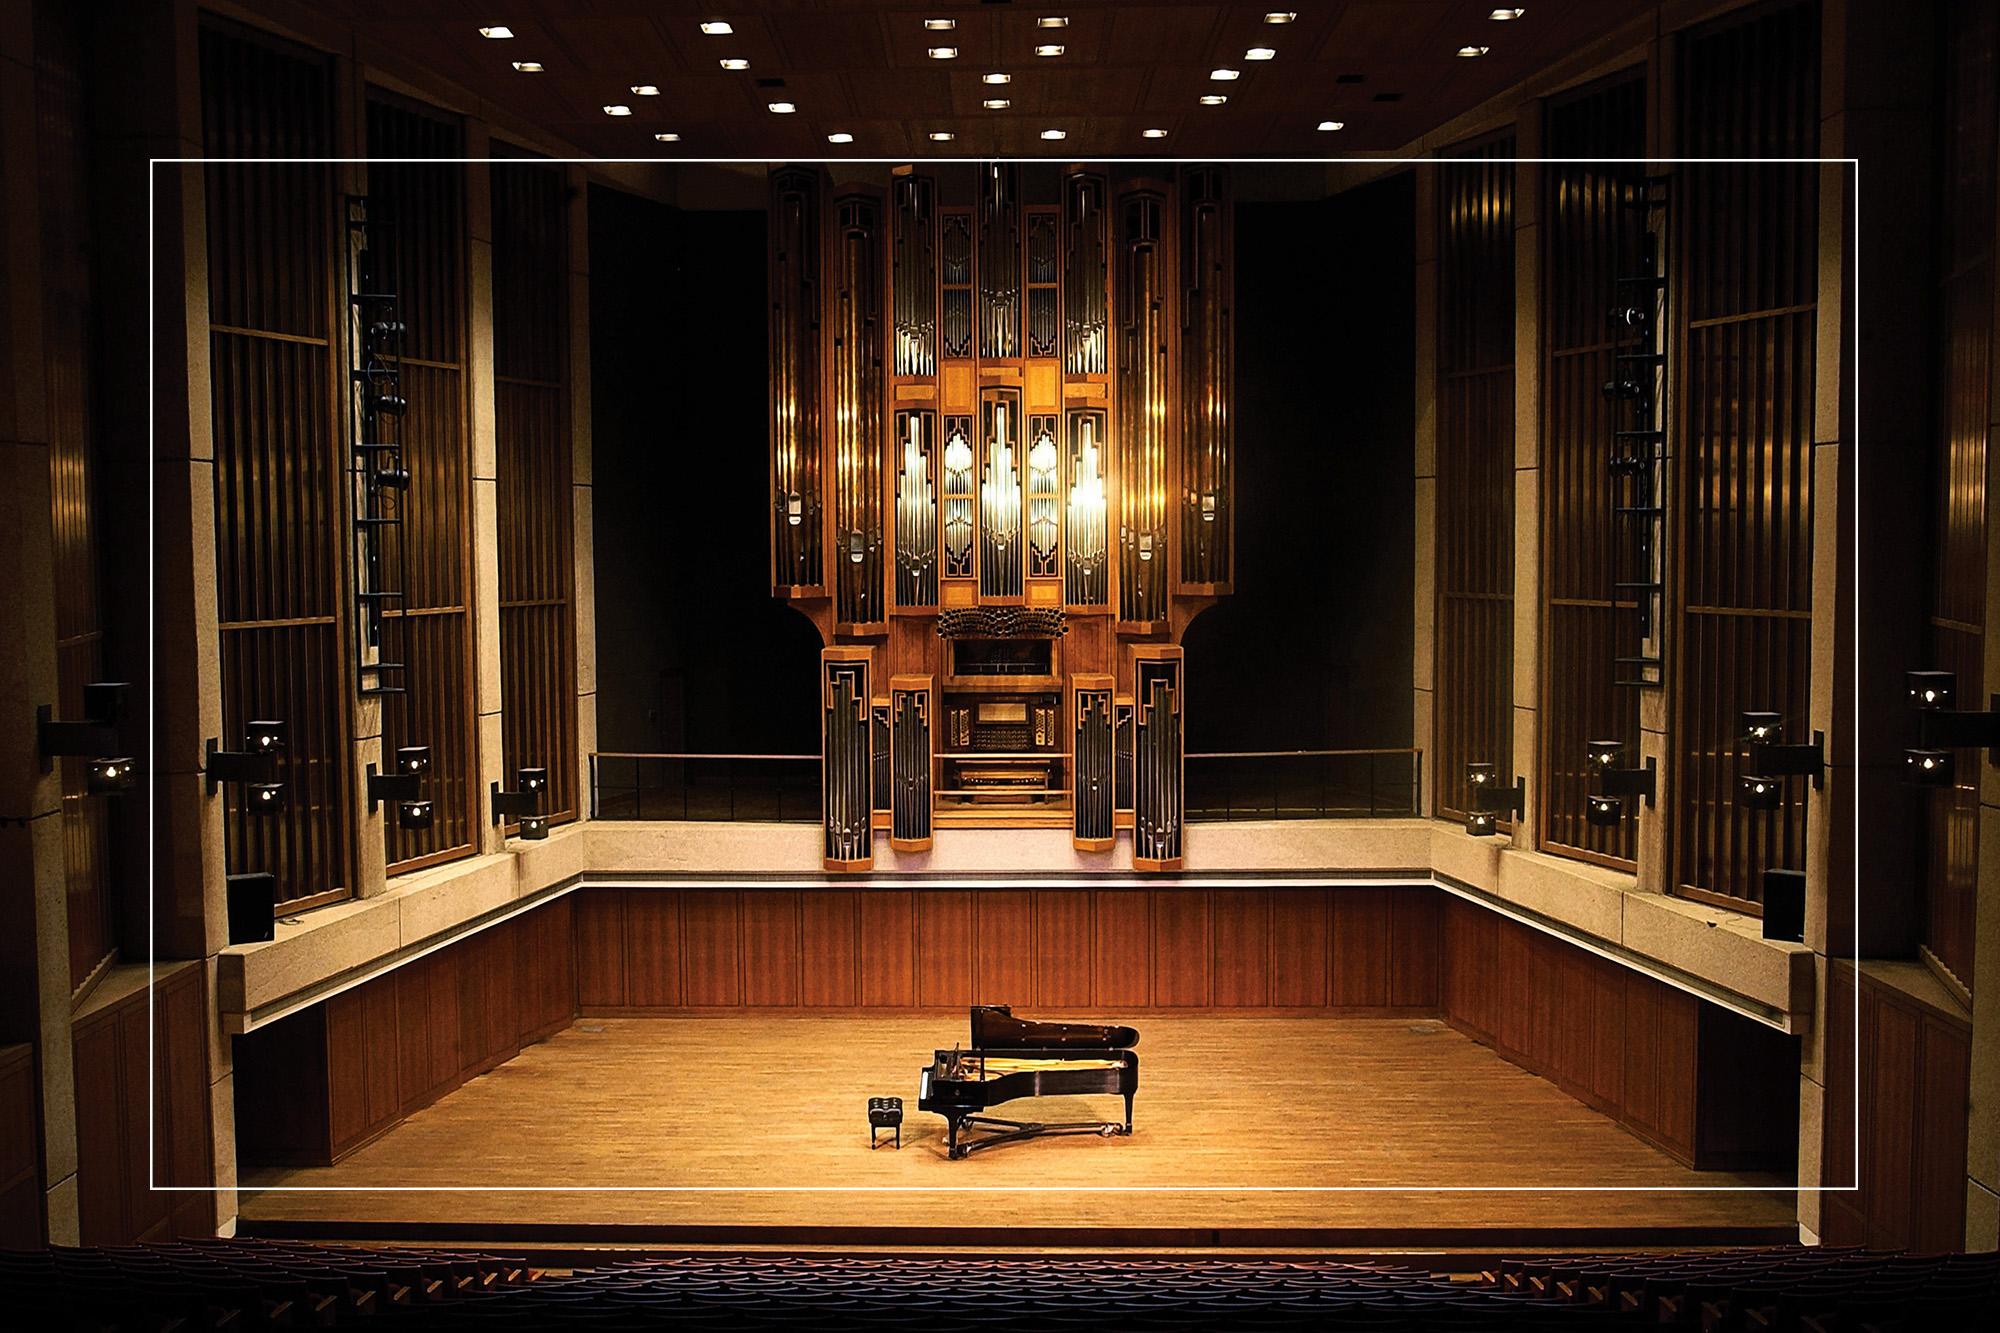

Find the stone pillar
[[1634, 29, 1674, 896], [1412, 163, 1436, 819], [570, 166, 597, 820], [1510, 108, 1543, 852], [467, 124, 506, 854]]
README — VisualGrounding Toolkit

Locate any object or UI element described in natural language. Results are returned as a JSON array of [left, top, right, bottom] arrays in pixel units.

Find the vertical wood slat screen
[[1540, 74, 1647, 865], [1670, 1, 1819, 911], [1434, 139, 1516, 820], [493, 152, 578, 823], [366, 96, 475, 871], [37, 5, 113, 988], [1923, 0, 1998, 991], [201, 21, 351, 912]]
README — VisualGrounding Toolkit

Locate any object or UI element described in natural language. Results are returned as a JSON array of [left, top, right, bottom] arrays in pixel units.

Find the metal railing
[[589, 753, 819, 822], [588, 746, 1422, 824], [1185, 748, 1423, 821]]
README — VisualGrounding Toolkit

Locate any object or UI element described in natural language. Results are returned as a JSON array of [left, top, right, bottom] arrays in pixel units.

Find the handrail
[[592, 751, 819, 762], [1189, 747, 1420, 760]]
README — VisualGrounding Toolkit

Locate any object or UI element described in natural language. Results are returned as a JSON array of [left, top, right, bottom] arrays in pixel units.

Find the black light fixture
[[1738, 710, 1824, 799], [1903, 669, 2000, 773], [366, 744, 432, 811], [492, 766, 549, 840], [1739, 773, 1784, 811], [246, 782, 287, 816], [1904, 748, 1954, 788], [1584, 738, 1656, 809], [37, 681, 132, 772], [204, 721, 285, 796], [225, 871, 277, 945], [397, 800, 435, 832], [1464, 762, 1524, 836], [1584, 794, 1624, 828], [86, 757, 138, 795]]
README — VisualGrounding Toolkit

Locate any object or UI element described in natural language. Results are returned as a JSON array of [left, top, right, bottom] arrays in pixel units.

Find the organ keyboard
[[916, 1005, 1140, 1159]]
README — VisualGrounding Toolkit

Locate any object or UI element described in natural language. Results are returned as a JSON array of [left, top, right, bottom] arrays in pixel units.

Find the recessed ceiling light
[[1038, 16, 1069, 27], [924, 17, 955, 30], [827, 131, 853, 143], [1264, 11, 1297, 23], [983, 72, 1011, 84], [1246, 47, 1276, 60], [510, 61, 543, 72], [1200, 94, 1227, 105], [478, 26, 513, 39], [630, 84, 659, 96], [1210, 68, 1240, 80], [720, 58, 748, 70], [1490, 7, 1527, 18], [1041, 128, 1066, 139], [654, 132, 681, 142], [603, 104, 631, 116], [1035, 44, 1064, 56], [928, 46, 958, 59], [1457, 44, 1490, 57], [1142, 127, 1168, 138], [929, 131, 955, 141], [984, 98, 1011, 109], [1317, 120, 1345, 131], [699, 21, 732, 36], [768, 101, 795, 113]]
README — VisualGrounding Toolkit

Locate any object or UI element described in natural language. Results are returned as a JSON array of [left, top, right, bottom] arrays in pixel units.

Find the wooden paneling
[[73, 967, 214, 1244], [0, 1046, 40, 1248], [369, 94, 476, 871], [1921, 0, 1997, 992], [201, 18, 351, 913], [1820, 963, 1972, 1251], [583, 886, 1439, 1014], [1669, 1, 1820, 911], [1439, 901, 1793, 1170], [494, 150, 579, 823], [37, 4, 113, 990], [234, 900, 577, 1168], [1539, 71, 1647, 867], [1434, 136, 1516, 820]]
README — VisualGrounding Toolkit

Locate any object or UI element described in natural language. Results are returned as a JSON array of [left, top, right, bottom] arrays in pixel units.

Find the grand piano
[[917, 1005, 1140, 1159]]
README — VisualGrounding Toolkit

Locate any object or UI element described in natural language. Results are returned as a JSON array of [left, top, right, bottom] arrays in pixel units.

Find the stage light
[[630, 84, 659, 96], [1905, 749, 1954, 787], [1210, 68, 1240, 81], [1317, 120, 1345, 131], [984, 98, 1010, 109], [511, 61, 543, 72], [700, 21, 733, 36], [1740, 774, 1782, 811], [247, 782, 287, 816], [87, 757, 137, 796], [1142, 128, 1169, 138], [983, 72, 1011, 84], [603, 104, 632, 116], [1585, 741, 1655, 806], [518, 814, 550, 841], [655, 133, 682, 142], [1246, 47, 1276, 60], [827, 132, 854, 143], [928, 46, 958, 59], [1458, 45, 1490, 58], [397, 745, 431, 775], [720, 58, 748, 69], [371, 467, 411, 490], [1465, 761, 1496, 790], [519, 766, 550, 796], [204, 724, 284, 794], [1740, 711, 1783, 743], [1035, 44, 1064, 57], [769, 101, 796, 114], [1584, 794, 1623, 828], [1200, 94, 1228, 105], [1586, 739, 1624, 770], [398, 800, 435, 832], [478, 26, 513, 40], [491, 770, 547, 829], [248, 720, 286, 753], [1907, 670, 1956, 709], [1465, 763, 1525, 823], [1465, 809, 1498, 837], [1740, 711, 1824, 790]]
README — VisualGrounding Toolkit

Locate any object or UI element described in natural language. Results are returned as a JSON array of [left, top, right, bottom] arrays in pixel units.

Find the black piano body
[[917, 1006, 1140, 1159]]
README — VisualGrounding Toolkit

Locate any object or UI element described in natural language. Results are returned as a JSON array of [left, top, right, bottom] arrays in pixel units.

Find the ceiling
[[281, 0, 1655, 158]]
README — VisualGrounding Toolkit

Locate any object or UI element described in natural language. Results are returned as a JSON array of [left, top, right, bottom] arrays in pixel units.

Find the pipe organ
[[772, 164, 1231, 871]]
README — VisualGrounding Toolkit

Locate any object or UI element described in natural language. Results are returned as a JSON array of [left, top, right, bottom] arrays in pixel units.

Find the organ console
[[772, 164, 1233, 870], [917, 1006, 1141, 1160]]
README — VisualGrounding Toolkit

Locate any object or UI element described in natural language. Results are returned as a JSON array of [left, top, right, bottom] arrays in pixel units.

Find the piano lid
[[969, 1004, 1139, 1051]]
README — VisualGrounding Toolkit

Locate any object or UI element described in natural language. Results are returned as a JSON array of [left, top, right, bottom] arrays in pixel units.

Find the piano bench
[[868, 1096, 904, 1149]]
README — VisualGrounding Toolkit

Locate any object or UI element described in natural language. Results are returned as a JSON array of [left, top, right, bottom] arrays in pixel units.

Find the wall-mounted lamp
[[204, 721, 286, 813], [491, 766, 550, 841], [87, 757, 138, 795], [1584, 794, 1625, 828], [37, 682, 132, 783], [1739, 773, 1785, 811], [1464, 762, 1524, 836], [1903, 669, 2000, 774], [367, 744, 433, 829], [1584, 738, 1656, 809], [1739, 710, 1823, 793]]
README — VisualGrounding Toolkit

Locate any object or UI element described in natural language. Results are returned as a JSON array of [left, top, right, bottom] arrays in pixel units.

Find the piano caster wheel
[[949, 1146, 969, 1161], [1099, 1125, 1118, 1137]]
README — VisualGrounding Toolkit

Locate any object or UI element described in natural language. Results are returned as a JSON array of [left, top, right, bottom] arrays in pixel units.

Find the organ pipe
[[1131, 647, 1184, 871], [1116, 187, 1170, 628], [822, 650, 873, 870], [830, 190, 884, 631], [1178, 167, 1232, 590], [769, 167, 823, 592]]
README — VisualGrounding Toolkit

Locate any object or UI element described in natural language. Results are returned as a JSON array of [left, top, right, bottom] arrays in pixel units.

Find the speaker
[[1761, 868, 1805, 943], [226, 872, 276, 944]]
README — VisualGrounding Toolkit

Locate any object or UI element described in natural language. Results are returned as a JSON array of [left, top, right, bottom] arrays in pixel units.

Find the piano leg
[[1123, 1092, 1134, 1132]]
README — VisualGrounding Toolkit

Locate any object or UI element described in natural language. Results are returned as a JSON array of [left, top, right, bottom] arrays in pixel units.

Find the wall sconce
[[204, 721, 285, 810], [1584, 739, 1656, 807], [1903, 669, 2000, 774], [1739, 774, 1784, 811], [491, 766, 549, 840], [1464, 762, 1524, 836], [87, 757, 138, 795], [1584, 794, 1624, 828], [367, 744, 433, 829], [1738, 710, 1823, 794], [37, 682, 131, 776]]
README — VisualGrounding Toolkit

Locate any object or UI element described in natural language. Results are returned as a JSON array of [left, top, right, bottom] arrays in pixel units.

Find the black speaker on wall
[[226, 872, 276, 944], [1761, 868, 1805, 943]]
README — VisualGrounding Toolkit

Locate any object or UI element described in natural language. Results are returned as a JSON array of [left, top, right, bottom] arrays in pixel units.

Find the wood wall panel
[[740, 890, 801, 1007], [916, 891, 975, 1007], [858, 891, 918, 1007], [1331, 888, 1392, 1007], [1820, 963, 1972, 1251], [800, 890, 861, 1006], [1388, 891, 1440, 1007], [973, 890, 1034, 1006], [1267, 890, 1328, 1008], [623, 889, 683, 1007], [1090, 890, 1151, 1008], [1211, 889, 1270, 1006], [1669, 0, 1820, 911], [1439, 902, 1791, 1171], [682, 891, 742, 1007], [1036, 890, 1096, 1007], [0, 1046, 41, 1248], [73, 967, 214, 1243], [1152, 890, 1210, 1006]]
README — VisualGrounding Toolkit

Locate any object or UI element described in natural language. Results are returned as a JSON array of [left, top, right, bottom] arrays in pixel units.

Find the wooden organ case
[[772, 164, 1231, 871]]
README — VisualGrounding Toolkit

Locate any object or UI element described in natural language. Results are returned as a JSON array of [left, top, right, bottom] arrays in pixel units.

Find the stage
[[237, 1016, 1796, 1249]]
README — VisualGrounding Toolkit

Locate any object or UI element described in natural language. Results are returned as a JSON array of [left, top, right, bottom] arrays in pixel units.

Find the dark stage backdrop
[[591, 173, 1416, 760], [1182, 175, 1416, 752]]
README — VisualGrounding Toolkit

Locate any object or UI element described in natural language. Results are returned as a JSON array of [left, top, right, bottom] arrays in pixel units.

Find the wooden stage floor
[[238, 1016, 1796, 1248]]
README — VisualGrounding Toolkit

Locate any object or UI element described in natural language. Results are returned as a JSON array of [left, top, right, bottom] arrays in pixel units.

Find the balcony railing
[[588, 746, 1422, 824]]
